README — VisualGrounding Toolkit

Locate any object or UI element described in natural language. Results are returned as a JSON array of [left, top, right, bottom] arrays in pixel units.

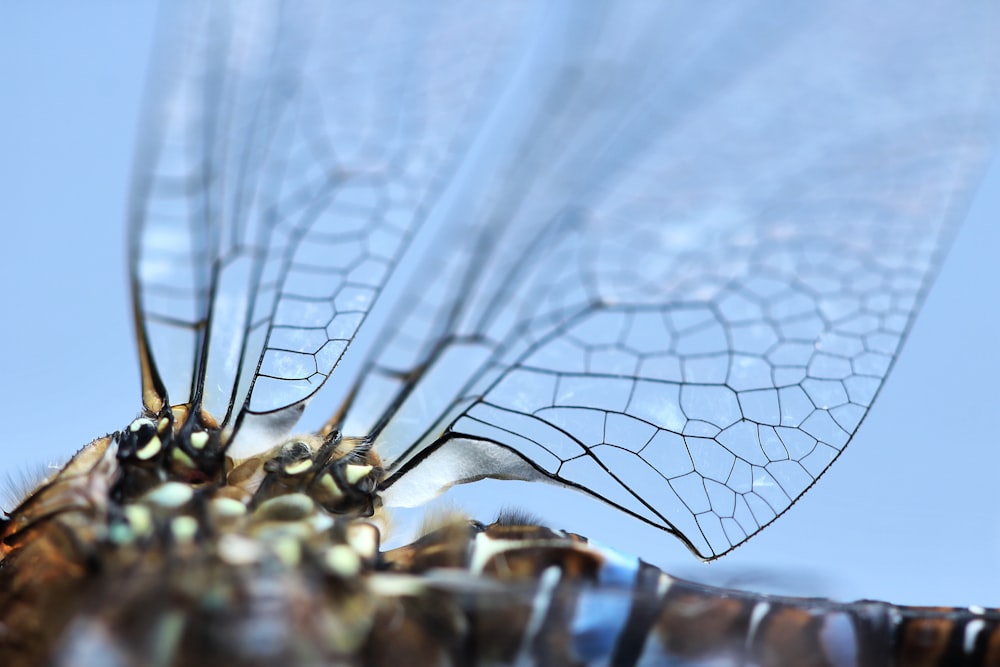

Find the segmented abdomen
[[380, 522, 1000, 667]]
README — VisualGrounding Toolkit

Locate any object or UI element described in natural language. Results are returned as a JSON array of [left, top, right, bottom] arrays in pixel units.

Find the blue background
[[1, 4, 998, 607]]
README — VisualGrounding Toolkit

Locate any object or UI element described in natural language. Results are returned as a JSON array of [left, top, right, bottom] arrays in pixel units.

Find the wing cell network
[[347, 1, 1000, 558], [129, 2, 536, 436], [129, 2, 1000, 559]]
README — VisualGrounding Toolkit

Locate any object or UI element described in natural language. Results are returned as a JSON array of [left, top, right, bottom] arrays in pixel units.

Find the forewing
[[128, 2, 535, 438], [349, 2, 1000, 558]]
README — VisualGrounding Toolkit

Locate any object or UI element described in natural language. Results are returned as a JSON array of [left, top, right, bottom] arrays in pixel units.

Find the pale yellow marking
[[344, 464, 373, 485], [129, 418, 153, 433], [469, 533, 547, 575], [308, 511, 335, 533], [253, 521, 312, 542], [135, 435, 162, 461], [284, 458, 313, 476], [170, 516, 198, 543], [124, 504, 153, 537], [346, 523, 379, 559], [273, 536, 302, 567], [324, 545, 362, 577], [189, 431, 209, 450], [367, 574, 424, 597], [320, 473, 344, 500], [145, 482, 194, 508], [209, 497, 247, 518], [171, 447, 195, 469], [253, 493, 315, 522], [156, 417, 170, 434], [218, 533, 262, 566]]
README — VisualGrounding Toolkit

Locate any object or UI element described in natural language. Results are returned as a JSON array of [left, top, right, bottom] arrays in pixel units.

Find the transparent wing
[[128, 2, 537, 438], [335, 1, 1000, 558]]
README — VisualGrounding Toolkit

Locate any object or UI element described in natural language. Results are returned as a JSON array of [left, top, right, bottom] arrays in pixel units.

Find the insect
[[1, 2, 1000, 664]]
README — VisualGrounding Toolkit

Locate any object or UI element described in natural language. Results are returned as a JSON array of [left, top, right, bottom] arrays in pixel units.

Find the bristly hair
[[494, 507, 541, 527], [417, 504, 470, 537], [0, 463, 52, 513]]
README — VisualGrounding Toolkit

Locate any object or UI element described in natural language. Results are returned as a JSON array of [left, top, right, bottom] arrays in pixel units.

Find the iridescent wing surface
[[131, 2, 1000, 559], [129, 1, 538, 442]]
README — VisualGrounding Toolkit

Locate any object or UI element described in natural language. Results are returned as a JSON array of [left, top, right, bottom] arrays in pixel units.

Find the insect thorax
[[0, 406, 385, 664], [113, 406, 383, 517]]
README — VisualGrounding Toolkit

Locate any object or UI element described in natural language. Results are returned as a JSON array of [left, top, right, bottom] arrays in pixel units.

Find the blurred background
[[1, 3, 998, 608]]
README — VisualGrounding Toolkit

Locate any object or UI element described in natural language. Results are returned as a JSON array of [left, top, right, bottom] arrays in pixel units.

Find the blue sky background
[[1, 4, 998, 608]]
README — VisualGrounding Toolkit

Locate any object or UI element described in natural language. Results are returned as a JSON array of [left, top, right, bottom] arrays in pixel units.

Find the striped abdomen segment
[[634, 575, 1000, 667], [384, 522, 1000, 666]]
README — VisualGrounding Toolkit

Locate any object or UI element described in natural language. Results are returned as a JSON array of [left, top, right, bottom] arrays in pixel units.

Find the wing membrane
[[347, 2, 1000, 558], [129, 2, 999, 558], [129, 2, 536, 439]]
